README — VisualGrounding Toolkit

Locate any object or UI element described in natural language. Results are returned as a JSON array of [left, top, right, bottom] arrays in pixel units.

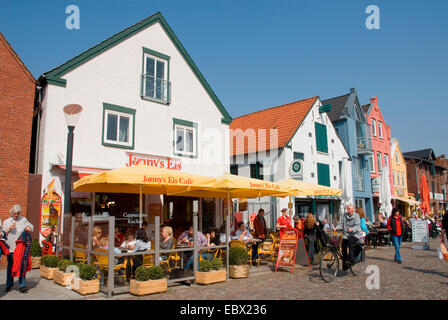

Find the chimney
[[370, 96, 378, 106], [350, 88, 357, 95]]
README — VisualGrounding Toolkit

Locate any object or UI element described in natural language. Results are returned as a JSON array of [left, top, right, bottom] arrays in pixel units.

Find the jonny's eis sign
[[126, 152, 182, 170]]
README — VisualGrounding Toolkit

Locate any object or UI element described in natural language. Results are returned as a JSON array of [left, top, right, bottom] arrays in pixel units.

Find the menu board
[[411, 219, 430, 250], [275, 228, 299, 273]]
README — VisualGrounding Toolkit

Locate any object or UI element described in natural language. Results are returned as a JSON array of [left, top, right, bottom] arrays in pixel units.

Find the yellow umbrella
[[73, 164, 216, 194], [276, 178, 342, 197], [73, 165, 217, 227], [169, 174, 290, 198]]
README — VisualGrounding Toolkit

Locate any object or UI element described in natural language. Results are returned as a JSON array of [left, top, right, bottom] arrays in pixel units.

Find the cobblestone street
[[0, 238, 446, 300]]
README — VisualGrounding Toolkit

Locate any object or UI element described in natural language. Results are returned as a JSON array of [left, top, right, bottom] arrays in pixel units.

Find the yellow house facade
[[391, 138, 418, 218]]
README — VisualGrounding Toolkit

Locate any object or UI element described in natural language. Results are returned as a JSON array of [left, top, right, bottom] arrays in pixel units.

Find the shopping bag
[[440, 243, 448, 262]]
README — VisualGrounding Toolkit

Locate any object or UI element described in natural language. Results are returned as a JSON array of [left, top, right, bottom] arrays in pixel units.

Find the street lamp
[[63, 104, 83, 214]]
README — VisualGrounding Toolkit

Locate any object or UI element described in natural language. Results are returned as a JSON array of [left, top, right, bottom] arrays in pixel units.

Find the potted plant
[[229, 247, 250, 279], [30, 239, 42, 269], [53, 259, 76, 286], [71, 263, 100, 295], [195, 258, 226, 285], [130, 265, 167, 296], [40, 255, 60, 280]]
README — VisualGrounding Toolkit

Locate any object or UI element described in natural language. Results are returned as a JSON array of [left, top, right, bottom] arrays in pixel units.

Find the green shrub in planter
[[58, 259, 75, 272], [199, 260, 213, 272], [30, 239, 42, 257], [210, 258, 223, 270], [229, 247, 249, 265], [148, 266, 165, 280], [135, 266, 151, 282], [42, 255, 60, 268], [79, 264, 97, 281]]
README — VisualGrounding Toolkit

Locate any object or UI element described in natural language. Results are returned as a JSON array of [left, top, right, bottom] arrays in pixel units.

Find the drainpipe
[[34, 86, 43, 174]]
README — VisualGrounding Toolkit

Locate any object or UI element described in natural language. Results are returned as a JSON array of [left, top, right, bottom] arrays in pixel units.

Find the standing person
[[441, 212, 448, 245], [338, 203, 362, 270], [0, 219, 10, 264], [303, 214, 318, 265], [276, 208, 292, 236], [387, 208, 405, 264], [2, 205, 34, 293], [42, 225, 57, 256], [253, 208, 268, 241]]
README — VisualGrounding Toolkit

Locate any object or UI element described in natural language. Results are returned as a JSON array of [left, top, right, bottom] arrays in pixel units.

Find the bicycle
[[319, 238, 366, 283]]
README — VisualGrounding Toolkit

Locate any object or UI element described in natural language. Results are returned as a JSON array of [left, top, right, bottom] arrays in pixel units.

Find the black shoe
[[5, 287, 12, 293], [394, 257, 397, 262], [19, 287, 29, 293], [397, 260, 402, 264]]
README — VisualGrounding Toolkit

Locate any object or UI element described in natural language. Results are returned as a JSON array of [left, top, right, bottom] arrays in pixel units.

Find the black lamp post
[[63, 104, 83, 214]]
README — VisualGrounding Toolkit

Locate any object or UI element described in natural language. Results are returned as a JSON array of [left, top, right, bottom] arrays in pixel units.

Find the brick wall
[[0, 35, 35, 224]]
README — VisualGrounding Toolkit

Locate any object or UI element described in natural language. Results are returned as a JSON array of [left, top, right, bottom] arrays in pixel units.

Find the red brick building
[[435, 155, 448, 213], [403, 149, 447, 215], [0, 33, 35, 222]]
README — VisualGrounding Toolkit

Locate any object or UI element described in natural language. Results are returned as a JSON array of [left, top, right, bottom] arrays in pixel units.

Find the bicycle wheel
[[350, 247, 366, 276], [319, 247, 339, 283]]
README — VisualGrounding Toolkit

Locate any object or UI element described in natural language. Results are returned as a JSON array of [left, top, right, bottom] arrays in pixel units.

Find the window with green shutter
[[230, 164, 238, 175], [317, 163, 330, 187], [430, 164, 436, 176], [294, 152, 304, 160], [315, 122, 328, 153], [250, 162, 263, 180]]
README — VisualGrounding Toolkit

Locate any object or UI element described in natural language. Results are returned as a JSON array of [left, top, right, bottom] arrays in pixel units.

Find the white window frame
[[378, 121, 383, 139], [142, 50, 169, 102], [393, 171, 396, 186], [369, 154, 375, 173], [377, 152, 382, 172], [371, 119, 377, 136], [103, 108, 134, 148], [384, 154, 389, 169], [402, 172, 405, 186], [395, 152, 399, 164], [174, 123, 197, 157]]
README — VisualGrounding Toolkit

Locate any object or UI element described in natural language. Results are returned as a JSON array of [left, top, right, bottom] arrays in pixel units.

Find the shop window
[[102, 103, 135, 149], [315, 122, 328, 153], [173, 118, 197, 157], [141, 47, 170, 103]]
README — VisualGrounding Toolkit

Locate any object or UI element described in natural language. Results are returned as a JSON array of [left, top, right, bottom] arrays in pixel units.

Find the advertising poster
[[411, 219, 430, 250], [40, 180, 62, 243], [275, 228, 299, 273]]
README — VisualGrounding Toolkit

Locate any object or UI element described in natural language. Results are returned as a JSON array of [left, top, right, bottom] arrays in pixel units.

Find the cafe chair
[[73, 244, 87, 263], [143, 254, 154, 267], [93, 248, 126, 281], [256, 241, 275, 266]]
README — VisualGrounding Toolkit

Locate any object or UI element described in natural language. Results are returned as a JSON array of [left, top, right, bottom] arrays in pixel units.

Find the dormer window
[[378, 121, 383, 139]]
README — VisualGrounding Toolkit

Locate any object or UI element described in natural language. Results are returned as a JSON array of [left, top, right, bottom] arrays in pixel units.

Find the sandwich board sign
[[411, 219, 430, 250]]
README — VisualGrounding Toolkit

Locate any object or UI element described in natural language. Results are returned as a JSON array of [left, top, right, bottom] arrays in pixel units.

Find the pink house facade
[[362, 97, 393, 216]]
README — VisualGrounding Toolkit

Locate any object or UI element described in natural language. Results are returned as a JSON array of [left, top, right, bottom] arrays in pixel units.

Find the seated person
[[177, 226, 208, 247], [160, 226, 173, 261], [205, 228, 221, 247], [130, 230, 151, 253], [120, 233, 136, 251], [218, 224, 227, 244], [92, 226, 103, 250], [114, 226, 125, 247], [232, 222, 254, 243]]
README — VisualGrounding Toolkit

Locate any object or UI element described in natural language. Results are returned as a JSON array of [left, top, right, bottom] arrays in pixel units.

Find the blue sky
[[1, 0, 447, 155]]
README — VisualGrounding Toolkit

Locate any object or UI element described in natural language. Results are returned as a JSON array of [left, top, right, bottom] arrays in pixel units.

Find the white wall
[[37, 21, 230, 198]]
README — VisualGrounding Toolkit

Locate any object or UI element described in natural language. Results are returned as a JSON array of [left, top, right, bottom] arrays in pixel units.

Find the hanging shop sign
[[371, 177, 380, 193], [411, 219, 430, 250], [289, 159, 304, 180], [275, 228, 299, 273], [126, 152, 182, 170]]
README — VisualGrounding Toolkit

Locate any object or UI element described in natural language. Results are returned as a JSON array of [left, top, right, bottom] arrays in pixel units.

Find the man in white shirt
[[233, 222, 253, 242], [2, 205, 34, 293]]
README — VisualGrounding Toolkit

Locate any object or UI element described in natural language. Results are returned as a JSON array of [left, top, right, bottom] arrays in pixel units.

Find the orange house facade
[[363, 97, 393, 216]]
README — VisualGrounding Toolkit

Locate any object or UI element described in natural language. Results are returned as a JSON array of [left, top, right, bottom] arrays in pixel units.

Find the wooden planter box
[[72, 278, 100, 295], [229, 265, 250, 279], [53, 269, 75, 286], [40, 266, 58, 280], [130, 278, 167, 296], [31, 257, 41, 269], [195, 269, 226, 285]]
